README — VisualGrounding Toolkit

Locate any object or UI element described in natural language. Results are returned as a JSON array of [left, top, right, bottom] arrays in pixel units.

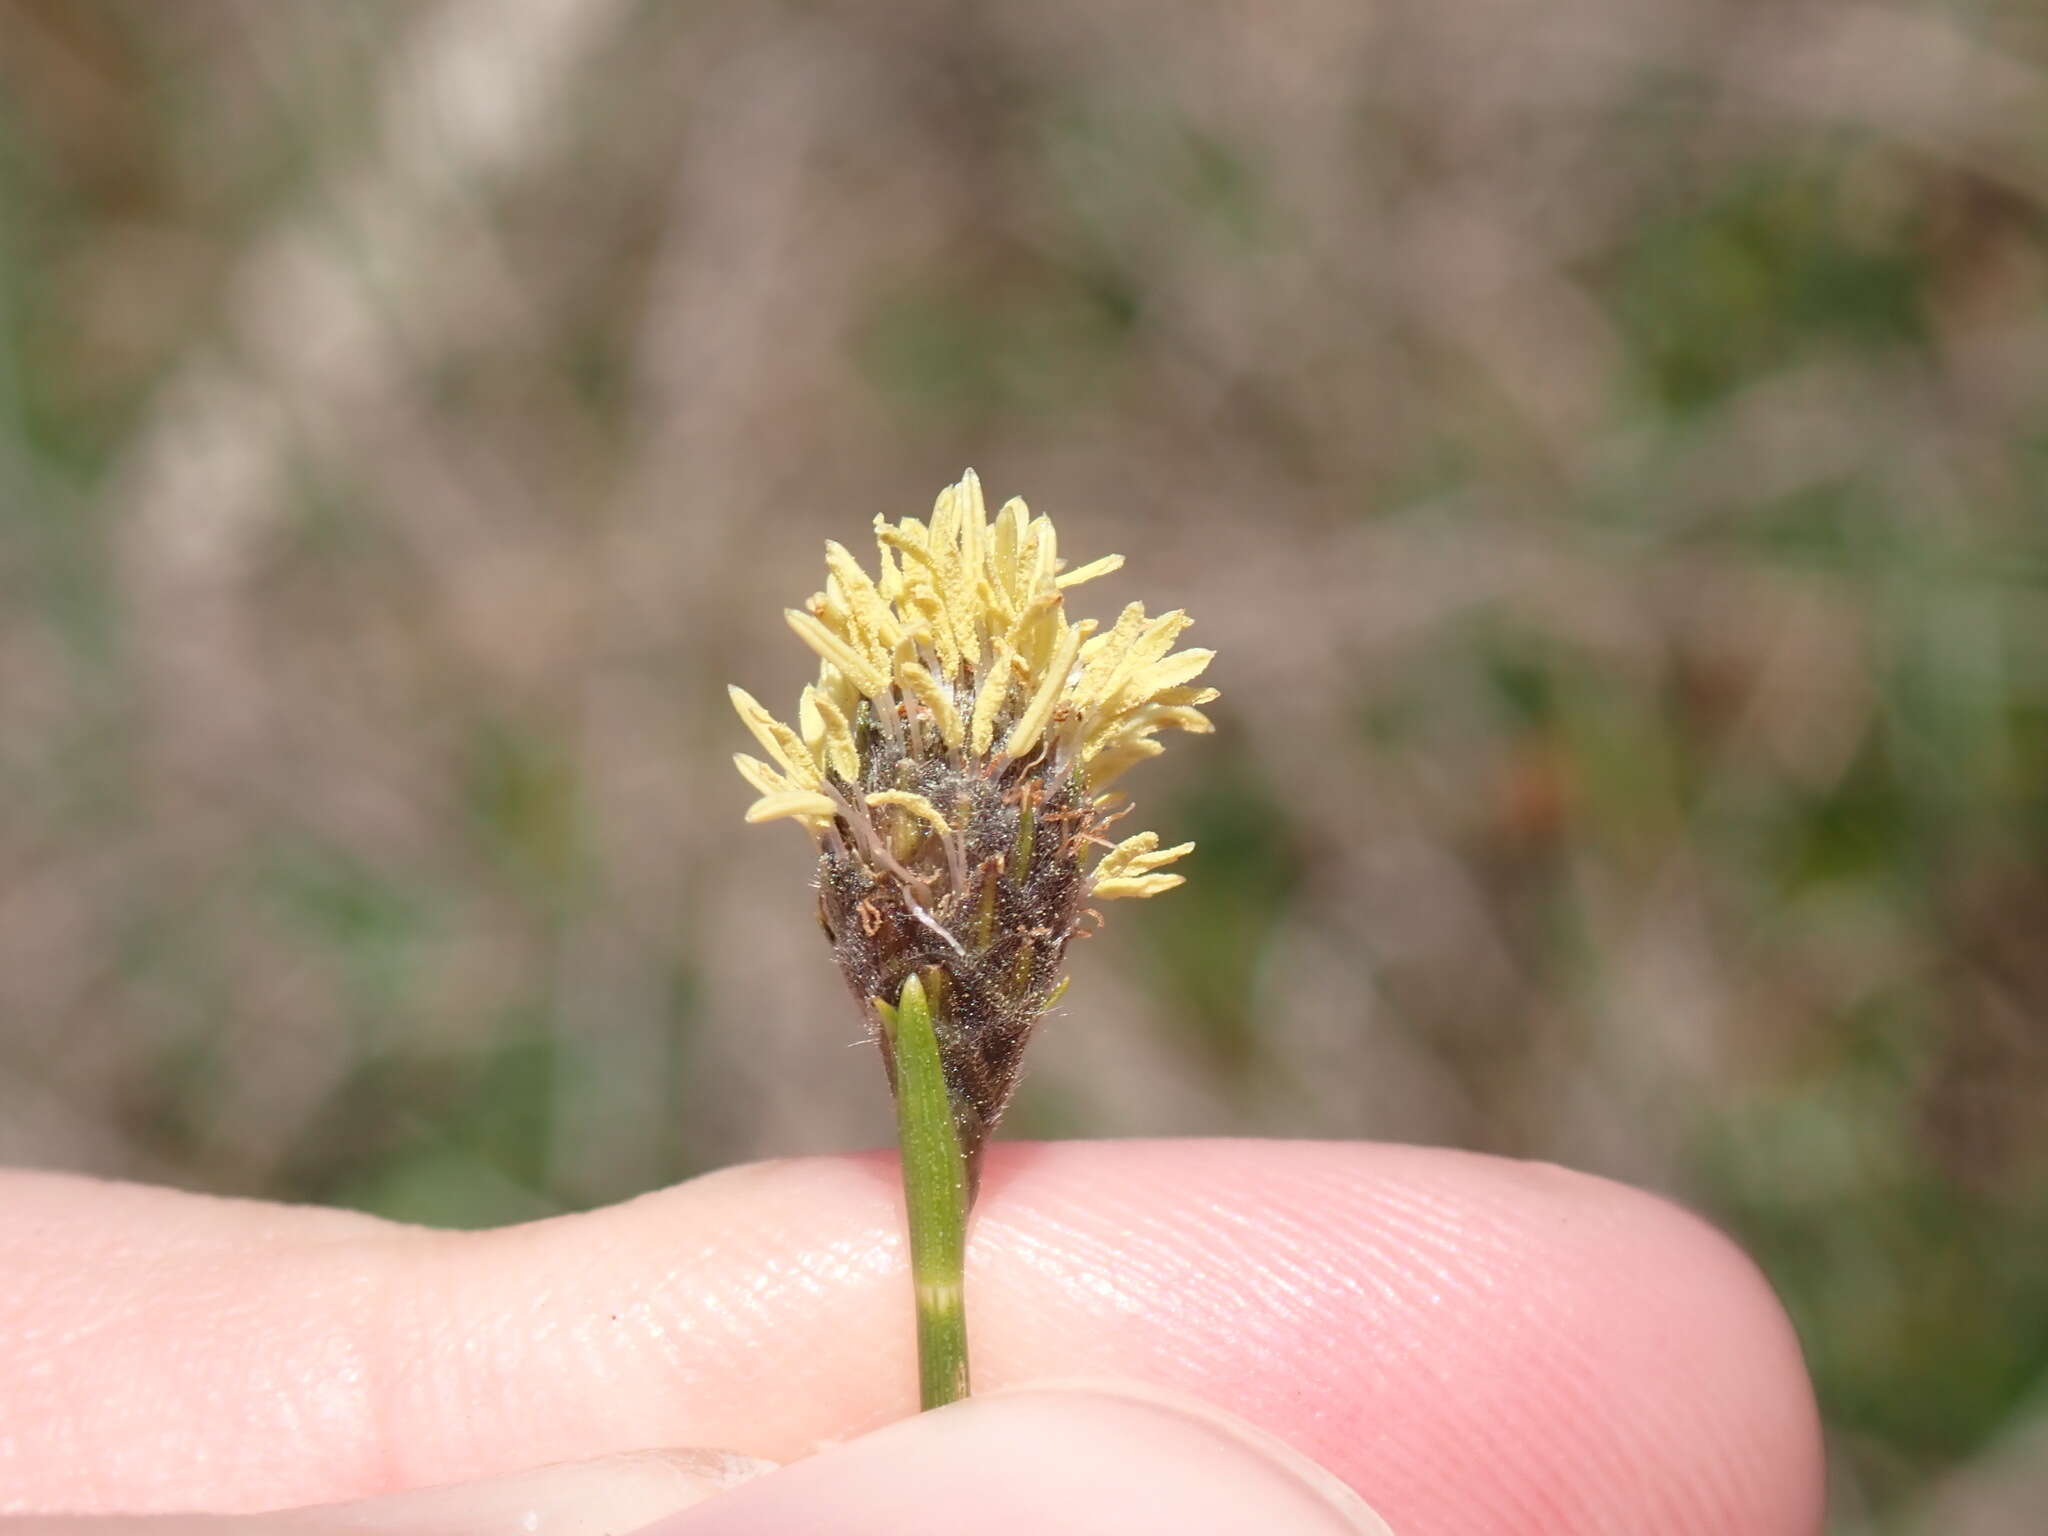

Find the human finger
[[0, 1448, 767, 1535], [0, 1141, 1823, 1534], [649, 1382, 1392, 1535]]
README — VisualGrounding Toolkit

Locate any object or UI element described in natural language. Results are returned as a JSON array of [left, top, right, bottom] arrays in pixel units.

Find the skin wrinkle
[[1211, 1160, 1532, 1310], [975, 1198, 1278, 1391], [1551, 1306, 1693, 1534], [1286, 1155, 1769, 1531], [579, 1210, 826, 1406], [1467, 1194, 1767, 1535], [1170, 1184, 1495, 1411], [1549, 1212, 1746, 1531], [990, 1226, 1154, 1319], [372, 1230, 457, 1498], [1316, 1189, 1637, 1534], [1019, 1150, 1799, 1536], [1200, 1189, 1463, 1321], [627, 1254, 756, 1382], [1345, 1183, 1527, 1263], [0, 1146, 1821, 1534], [988, 1164, 1543, 1506], [1293, 1201, 1575, 1535], [1323, 1169, 1556, 1268], [1230, 1241, 1453, 1468], [682, 1217, 905, 1454], [1638, 1242, 1791, 1535], [1155, 1211, 1386, 1385], [1486, 1318, 1630, 1534]]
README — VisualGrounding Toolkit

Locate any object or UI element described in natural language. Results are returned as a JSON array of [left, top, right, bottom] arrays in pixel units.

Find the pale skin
[[0, 1140, 1826, 1534]]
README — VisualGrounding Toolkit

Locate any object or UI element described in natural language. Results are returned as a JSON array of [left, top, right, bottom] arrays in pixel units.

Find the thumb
[[644, 1381, 1394, 1535]]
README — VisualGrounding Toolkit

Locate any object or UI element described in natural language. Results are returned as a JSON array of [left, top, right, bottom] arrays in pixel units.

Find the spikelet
[[731, 472, 1216, 1174]]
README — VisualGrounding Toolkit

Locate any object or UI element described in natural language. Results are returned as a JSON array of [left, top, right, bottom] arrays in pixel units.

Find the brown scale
[[814, 694, 1103, 1192]]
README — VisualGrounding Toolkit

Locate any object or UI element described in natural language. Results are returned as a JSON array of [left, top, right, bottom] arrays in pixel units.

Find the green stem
[[877, 972, 970, 1409]]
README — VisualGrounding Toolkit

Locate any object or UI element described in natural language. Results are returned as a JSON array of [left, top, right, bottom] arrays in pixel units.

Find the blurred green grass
[[3, 2, 2047, 1528]]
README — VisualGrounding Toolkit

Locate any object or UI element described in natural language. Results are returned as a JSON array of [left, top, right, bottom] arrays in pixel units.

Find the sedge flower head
[[731, 471, 1216, 1159]]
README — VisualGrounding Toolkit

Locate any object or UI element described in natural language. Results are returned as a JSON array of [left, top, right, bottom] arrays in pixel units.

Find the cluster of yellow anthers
[[729, 470, 1215, 901]]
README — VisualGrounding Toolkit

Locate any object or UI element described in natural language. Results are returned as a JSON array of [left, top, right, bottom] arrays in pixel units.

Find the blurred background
[[2, 0, 2045, 1528]]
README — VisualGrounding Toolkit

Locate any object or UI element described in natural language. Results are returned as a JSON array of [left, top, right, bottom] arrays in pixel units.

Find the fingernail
[[639, 1380, 1393, 1534]]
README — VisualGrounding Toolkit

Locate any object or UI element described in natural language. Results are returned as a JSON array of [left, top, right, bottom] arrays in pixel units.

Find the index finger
[[0, 1141, 1823, 1533]]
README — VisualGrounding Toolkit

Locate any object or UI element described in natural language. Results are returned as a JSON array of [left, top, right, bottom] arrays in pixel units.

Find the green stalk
[[875, 971, 970, 1409]]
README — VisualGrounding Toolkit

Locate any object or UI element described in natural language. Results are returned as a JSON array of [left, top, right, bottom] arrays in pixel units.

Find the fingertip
[[0, 1140, 1825, 1536], [961, 1140, 1826, 1536], [408, 1139, 1826, 1534], [1541, 1167, 1828, 1536], [642, 1382, 1392, 1535]]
